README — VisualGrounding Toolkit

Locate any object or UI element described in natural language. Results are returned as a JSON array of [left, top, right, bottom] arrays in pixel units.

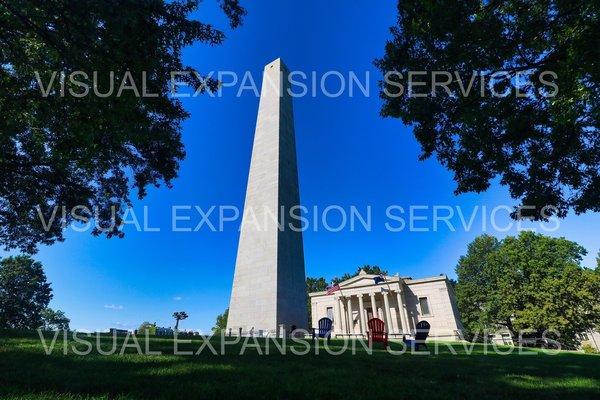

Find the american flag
[[326, 284, 340, 295]]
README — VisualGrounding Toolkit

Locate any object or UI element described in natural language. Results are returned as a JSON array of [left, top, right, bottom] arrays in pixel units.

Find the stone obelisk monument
[[226, 58, 308, 335]]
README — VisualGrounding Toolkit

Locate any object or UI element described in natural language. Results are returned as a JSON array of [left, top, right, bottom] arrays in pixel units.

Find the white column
[[392, 295, 401, 334], [400, 289, 412, 332], [346, 296, 354, 334], [358, 294, 366, 335], [335, 296, 344, 334], [369, 293, 378, 318], [396, 291, 408, 333], [382, 291, 393, 332]]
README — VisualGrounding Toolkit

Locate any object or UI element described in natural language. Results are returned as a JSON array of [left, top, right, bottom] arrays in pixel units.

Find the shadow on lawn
[[0, 333, 599, 399]]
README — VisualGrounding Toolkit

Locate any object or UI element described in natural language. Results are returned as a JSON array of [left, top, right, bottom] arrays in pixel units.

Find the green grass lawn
[[0, 330, 599, 400]]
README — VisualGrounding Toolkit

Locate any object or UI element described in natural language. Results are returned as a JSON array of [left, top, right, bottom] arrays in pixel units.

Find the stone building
[[580, 330, 600, 351], [309, 270, 464, 340]]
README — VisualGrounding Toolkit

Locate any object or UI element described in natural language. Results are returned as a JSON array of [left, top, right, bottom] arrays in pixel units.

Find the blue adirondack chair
[[312, 317, 333, 343], [403, 320, 430, 351]]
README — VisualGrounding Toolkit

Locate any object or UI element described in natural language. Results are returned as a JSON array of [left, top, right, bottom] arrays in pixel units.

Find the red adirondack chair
[[367, 317, 388, 347]]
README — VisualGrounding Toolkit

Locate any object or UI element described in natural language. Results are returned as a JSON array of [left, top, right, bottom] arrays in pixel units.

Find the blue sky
[[5, 1, 599, 333]]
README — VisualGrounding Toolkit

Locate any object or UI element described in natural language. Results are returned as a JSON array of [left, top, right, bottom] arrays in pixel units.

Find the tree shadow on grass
[[0, 335, 599, 400]]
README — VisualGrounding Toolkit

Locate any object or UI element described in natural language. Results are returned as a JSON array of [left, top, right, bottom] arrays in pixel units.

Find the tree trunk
[[505, 319, 517, 339]]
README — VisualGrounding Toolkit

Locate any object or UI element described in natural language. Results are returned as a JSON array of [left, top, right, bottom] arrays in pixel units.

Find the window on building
[[418, 297, 431, 316], [326, 307, 334, 321]]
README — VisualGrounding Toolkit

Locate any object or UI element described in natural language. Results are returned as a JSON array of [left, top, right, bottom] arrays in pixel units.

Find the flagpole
[[384, 274, 392, 292], [375, 273, 392, 292]]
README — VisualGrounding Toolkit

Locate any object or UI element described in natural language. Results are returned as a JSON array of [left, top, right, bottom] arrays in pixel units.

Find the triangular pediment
[[338, 274, 395, 288]]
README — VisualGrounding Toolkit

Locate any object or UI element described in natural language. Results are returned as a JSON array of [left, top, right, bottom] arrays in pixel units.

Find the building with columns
[[309, 270, 464, 340]]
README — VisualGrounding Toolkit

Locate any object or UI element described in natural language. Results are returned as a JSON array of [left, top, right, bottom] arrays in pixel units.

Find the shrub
[[582, 344, 598, 354]]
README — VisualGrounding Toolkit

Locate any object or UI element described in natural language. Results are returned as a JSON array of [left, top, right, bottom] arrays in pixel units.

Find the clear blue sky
[[5, 1, 599, 333]]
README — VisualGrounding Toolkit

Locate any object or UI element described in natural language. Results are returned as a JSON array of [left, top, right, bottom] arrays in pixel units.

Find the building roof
[[308, 270, 449, 297]]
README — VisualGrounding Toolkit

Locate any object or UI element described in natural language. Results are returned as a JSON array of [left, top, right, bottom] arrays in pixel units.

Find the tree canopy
[[172, 311, 188, 330], [212, 308, 228, 333], [137, 321, 157, 335], [306, 277, 327, 323], [455, 232, 600, 347], [454, 235, 502, 338], [0, 255, 52, 329], [41, 308, 70, 331], [0, 0, 246, 253], [377, 0, 600, 219]]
